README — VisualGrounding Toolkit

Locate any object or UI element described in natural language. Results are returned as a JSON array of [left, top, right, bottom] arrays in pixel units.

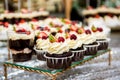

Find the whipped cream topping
[[47, 42, 69, 54], [94, 31, 107, 40], [36, 39, 50, 51], [8, 31, 34, 40], [81, 34, 96, 44], [67, 39, 82, 49]]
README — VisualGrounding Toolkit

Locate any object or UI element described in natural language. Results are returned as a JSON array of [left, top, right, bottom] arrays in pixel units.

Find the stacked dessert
[[8, 25, 34, 62]]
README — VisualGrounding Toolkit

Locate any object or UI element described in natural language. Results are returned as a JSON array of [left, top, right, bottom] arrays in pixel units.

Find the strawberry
[[58, 37, 65, 42], [76, 27, 85, 34], [26, 31, 31, 35], [97, 27, 103, 32], [57, 28, 63, 33], [4, 22, 9, 28], [70, 34, 77, 40], [44, 26, 50, 31], [49, 34, 57, 43], [16, 28, 26, 33], [95, 14, 100, 18], [91, 25, 97, 32], [37, 31, 48, 39], [85, 29, 91, 34], [20, 19, 25, 23], [32, 18, 37, 22], [70, 25, 77, 31]]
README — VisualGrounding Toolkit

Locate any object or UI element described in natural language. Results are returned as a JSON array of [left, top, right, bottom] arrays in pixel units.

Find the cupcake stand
[[3, 49, 111, 80]]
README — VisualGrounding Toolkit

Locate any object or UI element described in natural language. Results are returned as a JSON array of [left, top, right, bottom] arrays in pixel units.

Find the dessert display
[[0, 17, 109, 68], [44, 34, 73, 69], [8, 26, 34, 62]]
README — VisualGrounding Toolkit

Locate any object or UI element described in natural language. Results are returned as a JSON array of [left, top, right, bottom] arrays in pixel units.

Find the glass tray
[[4, 49, 110, 75]]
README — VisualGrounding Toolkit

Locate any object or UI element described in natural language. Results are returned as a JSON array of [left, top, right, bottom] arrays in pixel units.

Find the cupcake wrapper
[[44, 53, 74, 69], [97, 40, 108, 50], [34, 47, 47, 61], [71, 48, 86, 62], [84, 43, 99, 55]]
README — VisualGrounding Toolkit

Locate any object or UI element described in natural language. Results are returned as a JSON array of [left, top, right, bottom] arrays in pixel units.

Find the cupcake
[[83, 29, 99, 55], [34, 31, 49, 61], [8, 28, 34, 62], [67, 32, 85, 62], [92, 26, 109, 50], [44, 34, 73, 69]]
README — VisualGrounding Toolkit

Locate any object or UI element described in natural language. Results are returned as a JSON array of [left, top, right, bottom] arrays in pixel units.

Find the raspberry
[[70, 34, 77, 40], [58, 37, 65, 42], [85, 29, 91, 34], [97, 27, 103, 32]]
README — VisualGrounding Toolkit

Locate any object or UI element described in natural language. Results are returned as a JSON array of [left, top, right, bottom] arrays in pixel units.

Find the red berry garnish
[[26, 31, 31, 35], [42, 36, 48, 40], [4, 22, 9, 28], [85, 29, 91, 34], [70, 34, 77, 40], [20, 19, 25, 23], [97, 27, 103, 32], [37, 32, 48, 39], [44, 26, 50, 31], [58, 37, 65, 42], [16, 28, 26, 33], [70, 25, 78, 31], [32, 18, 37, 22]]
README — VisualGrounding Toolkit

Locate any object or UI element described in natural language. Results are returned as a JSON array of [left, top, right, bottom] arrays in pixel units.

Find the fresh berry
[[42, 36, 48, 40], [57, 28, 63, 33], [0, 22, 3, 25], [70, 25, 78, 31], [4, 22, 9, 28], [95, 14, 100, 18], [32, 18, 37, 22], [44, 26, 50, 31], [20, 19, 25, 23], [85, 29, 91, 34], [26, 31, 31, 35], [49, 34, 57, 43], [76, 27, 85, 34], [97, 27, 103, 32], [16, 28, 26, 33], [70, 34, 77, 40], [37, 31, 48, 39], [37, 26, 44, 31], [91, 25, 97, 32], [58, 37, 65, 42]]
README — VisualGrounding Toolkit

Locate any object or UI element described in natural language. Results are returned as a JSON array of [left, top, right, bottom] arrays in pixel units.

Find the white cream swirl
[[36, 39, 50, 51], [47, 42, 69, 54], [8, 31, 34, 40], [80, 34, 96, 44], [67, 39, 82, 49], [94, 32, 107, 40]]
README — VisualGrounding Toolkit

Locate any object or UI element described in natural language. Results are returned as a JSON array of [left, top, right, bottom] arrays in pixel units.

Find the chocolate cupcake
[[93, 27, 109, 50], [83, 29, 99, 55], [34, 32, 49, 61], [44, 34, 73, 69], [8, 29, 34, 62]]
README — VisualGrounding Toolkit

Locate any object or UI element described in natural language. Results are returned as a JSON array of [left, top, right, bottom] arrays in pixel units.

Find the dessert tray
[[3, 49, 111, 80]]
